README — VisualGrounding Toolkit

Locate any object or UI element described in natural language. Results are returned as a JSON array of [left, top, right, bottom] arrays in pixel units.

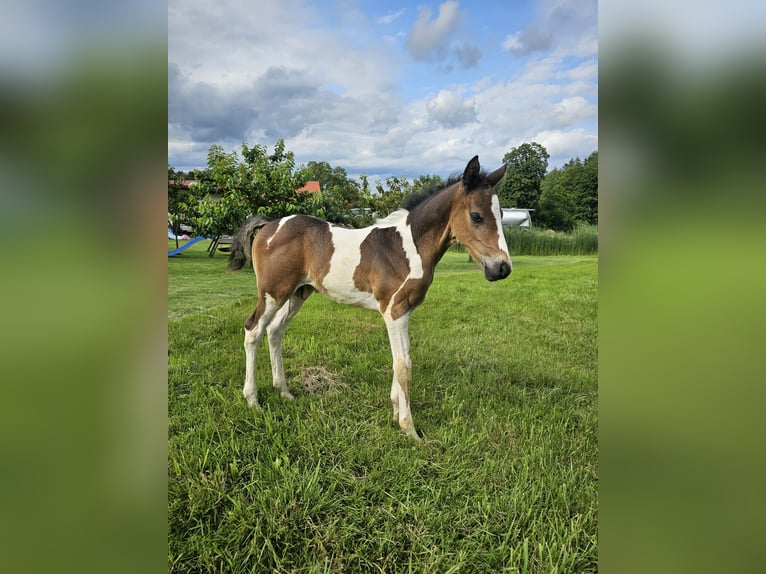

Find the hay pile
[[300, 366, 347, 394]]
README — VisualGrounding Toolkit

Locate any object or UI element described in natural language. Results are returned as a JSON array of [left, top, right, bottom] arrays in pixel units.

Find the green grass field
[[169, 240, 597, 573]]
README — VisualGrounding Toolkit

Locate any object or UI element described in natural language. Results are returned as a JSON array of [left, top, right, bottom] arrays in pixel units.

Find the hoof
[[245, 396, 261, 410], [280, 390, 295, 400], [399, 418, 421, 441]]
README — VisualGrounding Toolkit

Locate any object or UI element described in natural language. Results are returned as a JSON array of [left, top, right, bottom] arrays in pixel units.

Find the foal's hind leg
[[243, 293, 282, 409], [266, 291, 308, 400]]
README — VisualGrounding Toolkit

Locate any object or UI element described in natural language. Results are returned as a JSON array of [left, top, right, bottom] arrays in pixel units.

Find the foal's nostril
[[499, 261, 511, 278], [485, 260, 512, 281]]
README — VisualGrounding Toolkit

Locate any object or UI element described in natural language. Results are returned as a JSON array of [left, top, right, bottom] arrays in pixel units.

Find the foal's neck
[[406, 183, 459, 273]]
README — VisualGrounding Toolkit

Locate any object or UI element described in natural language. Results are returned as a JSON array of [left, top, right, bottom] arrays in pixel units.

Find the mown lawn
[[168, 240, 597, 573]]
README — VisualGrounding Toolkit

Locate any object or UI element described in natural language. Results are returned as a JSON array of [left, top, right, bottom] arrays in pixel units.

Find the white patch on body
[[321, 211, 424, 313], [383, 213, 424, 315], [322, 226, 379, 310]]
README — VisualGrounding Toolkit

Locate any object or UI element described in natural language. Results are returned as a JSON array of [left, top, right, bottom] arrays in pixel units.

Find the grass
[[169, 239, 597, 573], [505, 225, 598, 256]]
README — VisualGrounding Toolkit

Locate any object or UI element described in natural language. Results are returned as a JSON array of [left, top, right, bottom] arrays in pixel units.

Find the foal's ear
[[486, 163, 507, 187], [462, 155, 481, 192]]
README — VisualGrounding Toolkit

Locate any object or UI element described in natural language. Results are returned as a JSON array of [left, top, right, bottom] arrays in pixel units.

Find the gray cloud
[[426, 90, 477, 128], [405, 0, 480, 70], [168, 63, 256, 142], [502, 0, 596, 57], [407, 0, 462, 61], [168, 64, 343, 143], [502, 28, 552, 56], [454, 42, 482, 69]]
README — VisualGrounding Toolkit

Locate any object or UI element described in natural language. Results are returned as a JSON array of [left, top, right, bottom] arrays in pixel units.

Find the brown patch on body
[[387, 277, 431, 320], [244, 216, 334, 330], [353, 227, 410, 313], [253, 216, 334, 299]]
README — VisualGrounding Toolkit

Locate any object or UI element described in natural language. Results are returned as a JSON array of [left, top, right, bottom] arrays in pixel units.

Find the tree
[[410, 174, 444, 194], [372, 175, 411, 218], [497, 142, 550, 210], [536, 167, 577, 231], [168, 165, 192, 234], [534, 150, 598, 230], [295, 161, 367, 225], [577, 151, 598, 224], [176, 140, 324, 239]]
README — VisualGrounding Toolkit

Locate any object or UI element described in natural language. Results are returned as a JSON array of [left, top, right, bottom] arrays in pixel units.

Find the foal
[[228, 156, 511, 440]]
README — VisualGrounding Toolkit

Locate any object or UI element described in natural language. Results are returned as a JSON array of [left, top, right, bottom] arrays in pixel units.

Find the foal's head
[[450, 156, 512, 281]]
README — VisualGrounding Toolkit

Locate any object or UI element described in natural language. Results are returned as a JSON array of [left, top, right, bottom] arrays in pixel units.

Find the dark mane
[[401, 170, 487, 211]]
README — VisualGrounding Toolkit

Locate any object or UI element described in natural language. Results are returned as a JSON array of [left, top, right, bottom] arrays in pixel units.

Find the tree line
[[169, 139, 597, 239]]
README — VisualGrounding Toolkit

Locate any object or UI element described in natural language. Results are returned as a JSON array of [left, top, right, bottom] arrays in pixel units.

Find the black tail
[[227, 215, 275, 271]]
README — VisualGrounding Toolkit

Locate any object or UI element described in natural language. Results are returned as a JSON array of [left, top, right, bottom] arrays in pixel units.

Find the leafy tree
[[372, 175, 411, 218], [534, 150, 598, 230], [168, 165, 192, 234], [240, 139, 322, 219], [177, 139, 324, 239], [410, 174, 444, 194], [358, 174, 370, 196], [577, 151, 598, 224], [497, 142, 550, 210], [295, 161, 367, 225], [536, 168, 577, 231]]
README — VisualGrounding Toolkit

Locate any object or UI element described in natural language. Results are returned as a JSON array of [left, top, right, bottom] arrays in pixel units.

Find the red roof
[[169, 179, 197, 189], [296, 181, 321, 193]]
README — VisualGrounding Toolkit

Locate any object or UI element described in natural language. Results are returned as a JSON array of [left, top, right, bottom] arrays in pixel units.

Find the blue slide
[[168, 236, 206, 256]]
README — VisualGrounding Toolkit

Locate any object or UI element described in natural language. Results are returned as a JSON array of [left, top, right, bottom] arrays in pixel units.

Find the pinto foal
[[227, 156, 511, 440]]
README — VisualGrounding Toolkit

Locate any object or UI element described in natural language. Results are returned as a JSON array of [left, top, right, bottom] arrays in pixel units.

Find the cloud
[[377, 8, 405, 25], [406, 0, 480, 69], [502, 28, 552, 56], [455, 43, 482, 69], [168, 63, 346, 143], [531, 128, 598, 162], [168, 63, 255, 142], [407, 1, 462, 61], [426, 90, 477, 128], [502, 0, 597, 58], [550, 96, 597, 127]]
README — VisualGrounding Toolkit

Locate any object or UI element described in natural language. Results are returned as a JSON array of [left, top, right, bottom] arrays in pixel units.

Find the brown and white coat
[[228, 156, 511, 440]]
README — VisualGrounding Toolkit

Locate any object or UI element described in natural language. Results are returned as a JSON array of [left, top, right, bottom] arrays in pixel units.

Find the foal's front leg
[[385, 313, 421, 441]]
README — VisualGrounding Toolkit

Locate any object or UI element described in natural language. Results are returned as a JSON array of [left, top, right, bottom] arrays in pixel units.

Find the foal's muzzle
[[483, 259, 512, 281]]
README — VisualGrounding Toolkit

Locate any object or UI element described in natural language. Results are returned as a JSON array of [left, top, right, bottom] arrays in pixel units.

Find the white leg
[[384, 313, 421, 441], [266, 294, 305, 400], [243, 294, 281, 409]]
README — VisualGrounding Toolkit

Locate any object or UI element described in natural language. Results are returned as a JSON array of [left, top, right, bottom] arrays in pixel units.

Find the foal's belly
[[318, 279, 380, 311]]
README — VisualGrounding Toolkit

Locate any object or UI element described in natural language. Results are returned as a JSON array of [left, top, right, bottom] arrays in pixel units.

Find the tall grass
[[505, 224, 598, 256], [449, 224, 598, 256]]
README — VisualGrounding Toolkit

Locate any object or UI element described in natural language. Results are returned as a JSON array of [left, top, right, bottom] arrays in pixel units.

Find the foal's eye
[[470, 212, 484, 224]]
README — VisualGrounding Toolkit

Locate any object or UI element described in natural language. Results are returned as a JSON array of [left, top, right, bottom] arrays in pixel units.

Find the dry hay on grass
[[300, 366, 347, 395]]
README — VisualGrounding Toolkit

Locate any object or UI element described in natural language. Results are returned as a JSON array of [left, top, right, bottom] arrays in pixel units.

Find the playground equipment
[[168, 235, 206, 256]]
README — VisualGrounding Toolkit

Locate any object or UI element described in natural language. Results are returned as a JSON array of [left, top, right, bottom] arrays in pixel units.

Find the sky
[[168, 0, 598, 181]]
